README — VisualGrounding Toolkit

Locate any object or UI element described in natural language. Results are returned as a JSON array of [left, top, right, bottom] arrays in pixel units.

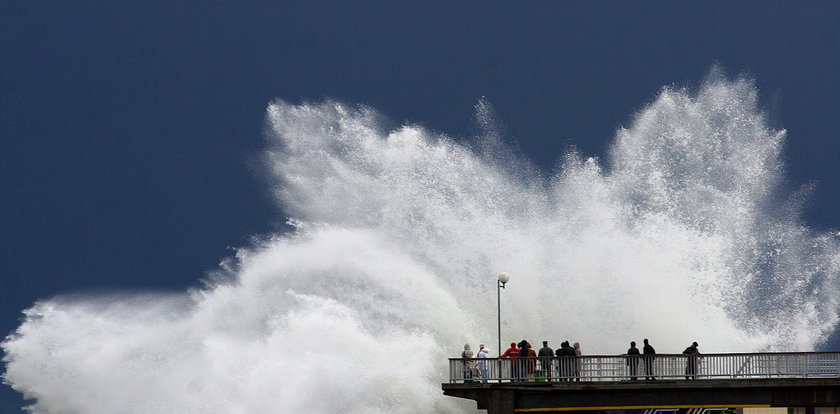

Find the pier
[[442, 352, 840, 414]]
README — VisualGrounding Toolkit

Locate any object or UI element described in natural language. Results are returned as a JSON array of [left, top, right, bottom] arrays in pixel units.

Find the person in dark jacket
[[538, 341, 554, 381], [517, 340, 529, 381], [683, 342, 701, 379], [562, 341, 576, 381], [642, 338, 656, 380], [626, 341, 641, 380], [554, 341, 572, 381], [554, 343, 566, 380]]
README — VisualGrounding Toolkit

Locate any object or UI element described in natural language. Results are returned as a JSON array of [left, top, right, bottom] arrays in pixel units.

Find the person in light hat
[[461, 343, 478, 382]]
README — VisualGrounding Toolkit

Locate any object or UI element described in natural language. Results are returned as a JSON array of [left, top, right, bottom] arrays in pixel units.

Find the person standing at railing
[[462, 344, 478, 382], [562, 341, 576, 380], [626, 341, 641, 380], [643, 338, 656, 380], [526, 342, 537, 381], [683, 341, 700, 379], [556, 341, 569, 381], [502, 342, 520, 382], [517, 340, 529, 381], [555, 341, 574, 381], [573, 342, 582, 381], [476, 344, 490, 383], [538, 341, 554, 381]]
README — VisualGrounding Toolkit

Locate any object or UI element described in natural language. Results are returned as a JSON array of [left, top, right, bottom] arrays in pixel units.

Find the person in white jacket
[[477, 344, 491, 382]]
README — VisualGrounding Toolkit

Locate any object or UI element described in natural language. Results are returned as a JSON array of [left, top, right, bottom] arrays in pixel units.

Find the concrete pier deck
[[443, 352, 840, 413], [443, 378, 840, 413]]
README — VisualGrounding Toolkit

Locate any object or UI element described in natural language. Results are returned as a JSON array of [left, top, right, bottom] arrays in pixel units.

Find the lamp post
[[497, 272, 509, 358]]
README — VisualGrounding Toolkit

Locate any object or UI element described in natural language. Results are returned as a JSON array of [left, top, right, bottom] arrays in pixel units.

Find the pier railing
[[448, 352, 840, 383]]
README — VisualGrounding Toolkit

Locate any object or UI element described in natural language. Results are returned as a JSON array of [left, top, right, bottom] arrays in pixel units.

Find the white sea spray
[[3, 73, 838, 413]]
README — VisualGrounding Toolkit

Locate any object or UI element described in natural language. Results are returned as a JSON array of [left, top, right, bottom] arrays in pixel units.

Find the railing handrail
[[447, 351, 840, 383], [449, 351, 840, 359]]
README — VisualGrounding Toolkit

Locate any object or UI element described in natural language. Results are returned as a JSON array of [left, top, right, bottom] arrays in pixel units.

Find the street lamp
[[497, 272, 509, 358]]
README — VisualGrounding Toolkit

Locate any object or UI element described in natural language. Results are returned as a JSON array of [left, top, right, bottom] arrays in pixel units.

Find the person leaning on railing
[[682, 341, 701, 379], [642, 338, 656, 380]]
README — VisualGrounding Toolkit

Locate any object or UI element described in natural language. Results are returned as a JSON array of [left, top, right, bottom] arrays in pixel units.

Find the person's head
[[479, 344, 485, 349], [692, 341, 698, 348], [630, 341, 636, 347], [543, 341, 548, 346], [573, 342, 579, 349], [643, 338, 649, 344], [511, 342, 516, 348], [464, 343, 471, 351]]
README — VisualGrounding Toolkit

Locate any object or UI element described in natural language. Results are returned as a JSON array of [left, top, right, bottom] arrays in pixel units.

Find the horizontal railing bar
[[450, 352, 840, 358], [447, 352, 840, 383]]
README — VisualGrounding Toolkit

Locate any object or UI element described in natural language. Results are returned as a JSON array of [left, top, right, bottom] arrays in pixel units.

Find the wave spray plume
[[3, 72, 839, 413]]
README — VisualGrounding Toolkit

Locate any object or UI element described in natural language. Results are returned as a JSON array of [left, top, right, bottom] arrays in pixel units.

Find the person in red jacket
[[501, 341, 520, 357], [501, 342, 519, 381]]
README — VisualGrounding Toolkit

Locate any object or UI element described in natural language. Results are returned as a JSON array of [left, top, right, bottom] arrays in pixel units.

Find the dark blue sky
[[2, 2, 839, 411]]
